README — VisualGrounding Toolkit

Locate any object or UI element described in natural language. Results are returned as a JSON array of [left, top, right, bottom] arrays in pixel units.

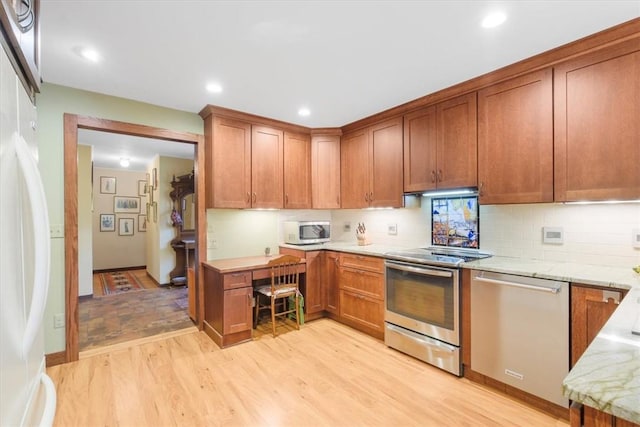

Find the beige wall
[[92, 167, 148, 271], [36, 83, 203, 354], [77, 145, 93, 296]]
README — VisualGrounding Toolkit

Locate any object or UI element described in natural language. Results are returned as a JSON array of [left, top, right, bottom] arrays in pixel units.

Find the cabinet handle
[[252, 192, 257, 203], [431, 170, 436, 183], [364, 193, 369, 202], [246, 192, 251, 203], [437, 170, 443, 182], [479, 182, 484, 197], [285, 194, 289, 205], [369, 192, 374, 202]]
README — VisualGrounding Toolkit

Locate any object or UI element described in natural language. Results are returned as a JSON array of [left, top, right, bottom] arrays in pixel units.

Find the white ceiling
[[41, 1, 639, 167]]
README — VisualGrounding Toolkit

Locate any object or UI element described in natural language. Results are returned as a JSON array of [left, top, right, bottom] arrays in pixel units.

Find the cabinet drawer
[[340, 253, 384, 273], [339, 290, 384, 333], [339, 267, 384, 299], [223, 271, 252, 290]]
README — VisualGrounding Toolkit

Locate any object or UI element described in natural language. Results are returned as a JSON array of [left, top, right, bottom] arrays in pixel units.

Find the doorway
[[63, 114, 205, 362]]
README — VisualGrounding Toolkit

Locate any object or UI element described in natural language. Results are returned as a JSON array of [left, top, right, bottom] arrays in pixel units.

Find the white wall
[[77, 145, 93, 296], [92, 167, 147, 270]]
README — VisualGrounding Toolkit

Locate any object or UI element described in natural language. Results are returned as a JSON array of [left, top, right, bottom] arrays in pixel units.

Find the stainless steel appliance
[[384, 247, 490, 376], [283, 221, 330, 245], [470, 270, 569, 407]]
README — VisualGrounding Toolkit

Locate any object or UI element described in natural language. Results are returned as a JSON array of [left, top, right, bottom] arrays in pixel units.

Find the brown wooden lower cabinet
[[279, 247, 324, 321], [324, 251, 340, 316], [571, 402, 639, 427], [203, 266, 253, 348]]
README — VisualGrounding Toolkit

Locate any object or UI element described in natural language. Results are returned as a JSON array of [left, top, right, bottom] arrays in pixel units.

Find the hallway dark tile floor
[[79, 272, 194, 351]]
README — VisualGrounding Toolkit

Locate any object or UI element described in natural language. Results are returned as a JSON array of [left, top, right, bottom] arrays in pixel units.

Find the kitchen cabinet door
[[304, 251, 324, 317], [311, 133, 341, 209], [404, 93, 477, 193], [205, 116, 251, 208], [324, 251, 340, 316], [283, 132, 311, 209], [478, 69, 553, 204], [222, 286, 253, 335], [571, 284, 624, 367], [340, 128, 370, 208], [404, 106, 437, 192], [554, 39, 640, 202], [370, 117, 404, 207], [251, 125, 284, 208], [341, 117, 403, 208], [339, 290, 384, 338], [436, 93, 477, 189]]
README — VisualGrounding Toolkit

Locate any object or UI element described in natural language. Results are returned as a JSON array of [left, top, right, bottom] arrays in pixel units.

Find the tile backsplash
[[207, 201, 640, 268]]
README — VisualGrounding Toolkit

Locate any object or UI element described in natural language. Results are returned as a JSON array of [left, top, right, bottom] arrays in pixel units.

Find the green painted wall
[[36, 83, 203, 354]]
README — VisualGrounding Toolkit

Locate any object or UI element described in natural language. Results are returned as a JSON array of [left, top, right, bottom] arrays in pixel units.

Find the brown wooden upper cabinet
[[283, 132, 311, 209], [311, 132, 341, 209], [554, 39, 640, 202], [404, 93, 477, 193], [477, 69, 554, 204], [203, 114, 284, 209], [341, 117, 404, 208]]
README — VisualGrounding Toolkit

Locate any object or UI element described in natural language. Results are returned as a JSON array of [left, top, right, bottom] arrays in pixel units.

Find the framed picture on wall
[[152, 167, 158, 189], [138, 180, 147, 196], [118, 218, 134, 236], [114, 196, 140, 213], [138, 215, 147, 232], [99, 214, 115, 232], [100, 176, 116, 194]]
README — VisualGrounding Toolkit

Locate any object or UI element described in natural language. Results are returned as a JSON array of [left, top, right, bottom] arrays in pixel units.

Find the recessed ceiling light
[[481, 12, 507, 29], [80, 48, 100, 62], [298, 107, 310, 117], [206, 83, 223, 93], [119, 158, 130, 167]]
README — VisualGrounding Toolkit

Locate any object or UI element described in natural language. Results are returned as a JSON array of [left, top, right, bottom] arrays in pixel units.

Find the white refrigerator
[[1, 45, 57, 426]]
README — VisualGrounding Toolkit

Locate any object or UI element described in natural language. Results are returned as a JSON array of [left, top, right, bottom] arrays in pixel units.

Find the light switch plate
[[542, 227, 564, 244], [633, 229, 640, 248], [388, 223, 398, 235]]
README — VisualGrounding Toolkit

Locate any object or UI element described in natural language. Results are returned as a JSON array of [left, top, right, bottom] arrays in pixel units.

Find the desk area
[[202, 255, 306, 348]]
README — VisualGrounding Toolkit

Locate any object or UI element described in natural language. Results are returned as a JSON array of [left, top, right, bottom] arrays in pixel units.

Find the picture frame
[[118, 218, 134, 236], [138, 215, 147, 232], [99, 214, 115, 232], [152, 201, 158, 223], [146, 172, 152, 190], [138, 180, 147, 196], [100, 176, 116, 194], [114, 196, 140, 213], [152, 167, 158, 189]]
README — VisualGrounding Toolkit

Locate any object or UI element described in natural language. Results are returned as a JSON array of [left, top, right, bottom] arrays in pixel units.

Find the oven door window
[[386, 267, 454, 330]]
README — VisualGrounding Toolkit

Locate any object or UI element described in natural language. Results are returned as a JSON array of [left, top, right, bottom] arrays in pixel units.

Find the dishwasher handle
[[473, 275, 561, 294]]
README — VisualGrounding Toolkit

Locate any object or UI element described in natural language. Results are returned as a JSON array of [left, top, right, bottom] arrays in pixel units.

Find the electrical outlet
[[50, 224, 63, 238], [208, 239, 218, 249], [344, 222, 351, 232], [54, 313, 64, 329], [633, 229, 640, 248], [388, 223, 398, 235]]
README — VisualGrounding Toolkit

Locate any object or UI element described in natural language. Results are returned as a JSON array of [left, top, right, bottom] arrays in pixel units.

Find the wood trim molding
[[198, 105, 311, 135], [63, 113, 204, 363], [310, 128, 343, 136], [45, 351, 66, 367]]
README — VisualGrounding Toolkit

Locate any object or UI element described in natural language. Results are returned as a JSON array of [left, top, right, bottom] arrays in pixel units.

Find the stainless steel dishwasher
[[470, 270, 569, 407]]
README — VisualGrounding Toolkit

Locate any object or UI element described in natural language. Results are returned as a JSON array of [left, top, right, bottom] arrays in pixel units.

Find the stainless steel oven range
[[383, 248, 490, 376]]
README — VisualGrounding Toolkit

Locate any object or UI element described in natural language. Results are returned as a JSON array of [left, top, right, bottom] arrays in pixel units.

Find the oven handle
[[386, 262, 453, 278], [387, 323, 456, 354]]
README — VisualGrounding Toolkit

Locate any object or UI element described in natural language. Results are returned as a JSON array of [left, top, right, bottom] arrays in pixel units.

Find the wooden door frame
[[63, 114, 205, 362]]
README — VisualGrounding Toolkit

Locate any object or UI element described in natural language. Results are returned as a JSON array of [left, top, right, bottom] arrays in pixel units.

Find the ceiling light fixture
[[481, 12, 507, 29], [79, 48, 100, 62], [206, 83, 223, 93], [298, 107, 310, 117], [119, 158, 130, 167]]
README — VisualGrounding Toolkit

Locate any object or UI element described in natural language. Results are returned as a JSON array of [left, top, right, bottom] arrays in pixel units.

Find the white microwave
[[283, 221, 330, 245]]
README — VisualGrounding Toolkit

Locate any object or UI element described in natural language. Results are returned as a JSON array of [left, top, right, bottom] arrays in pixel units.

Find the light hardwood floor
[[48, 319, 569, 426]]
